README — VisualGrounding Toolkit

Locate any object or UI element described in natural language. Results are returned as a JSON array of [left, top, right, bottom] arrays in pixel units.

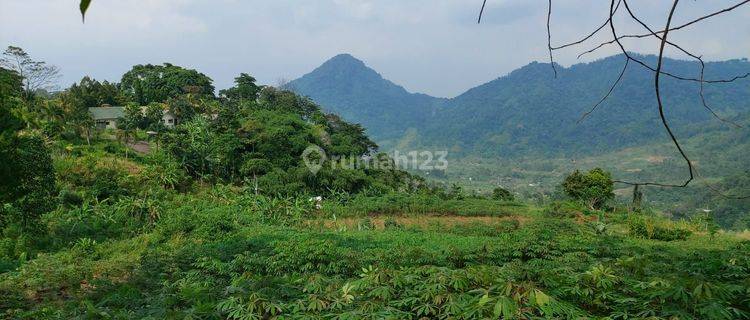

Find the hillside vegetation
[[2, 48, 750, 319], [289, 53, 750, 227], [290, 53, 750, 156]]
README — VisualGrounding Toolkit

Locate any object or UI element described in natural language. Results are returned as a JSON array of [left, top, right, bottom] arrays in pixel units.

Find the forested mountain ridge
[[291, 53, 750, 157]]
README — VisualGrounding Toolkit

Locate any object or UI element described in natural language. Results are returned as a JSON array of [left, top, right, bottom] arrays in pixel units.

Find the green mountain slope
[[289, 53, 750, 227], [290, 53, 750, 157], [287, 54, 447, 143]]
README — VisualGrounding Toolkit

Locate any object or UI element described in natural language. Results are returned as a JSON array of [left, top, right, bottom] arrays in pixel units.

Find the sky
[[1, 0, 749, 98]]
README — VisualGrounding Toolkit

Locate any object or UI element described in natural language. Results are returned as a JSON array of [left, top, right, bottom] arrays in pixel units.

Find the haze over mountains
[[289, 53, 750, 157]]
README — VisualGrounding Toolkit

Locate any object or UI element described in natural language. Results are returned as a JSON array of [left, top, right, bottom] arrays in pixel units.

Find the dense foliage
[[120, 63, 215, 105], [562, 168, 614, 210], [0, 67, 57, 229]]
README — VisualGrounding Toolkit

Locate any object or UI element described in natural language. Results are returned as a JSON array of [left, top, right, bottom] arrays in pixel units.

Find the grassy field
[[2, 186, 749, 319]]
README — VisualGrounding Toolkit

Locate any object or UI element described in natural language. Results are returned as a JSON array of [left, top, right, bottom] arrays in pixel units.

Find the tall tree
[[219, 73, 262, 104], [0, 46, 60, 101], [67, 76, 122, 108], [120, 63, 215, 105], [0, 67, 56, 228]]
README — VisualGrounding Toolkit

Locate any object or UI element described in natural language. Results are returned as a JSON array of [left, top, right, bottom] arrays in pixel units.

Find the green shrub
[[383, 217, 403, 230], [544, 200, 585, 218], [628, 216, 693, 241], [492, 187, 515, 201], [322, 193, 522, 218], [55, 155, 136, 200], [58, 189, 83, 207], [142, 150, 190, 190]]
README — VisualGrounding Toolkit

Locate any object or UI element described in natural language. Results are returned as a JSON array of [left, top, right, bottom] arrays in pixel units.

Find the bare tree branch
[[546, 0, 557, 77], [620, 0, 743, 128], [578, 0, 750, 60], [478, 0, 487, 24], [578, 58, 629, 123], [629, 0, 694, 187], [1, 46, 60, 99], [479, 0, 749, 188], [551, 0, 622, 51]]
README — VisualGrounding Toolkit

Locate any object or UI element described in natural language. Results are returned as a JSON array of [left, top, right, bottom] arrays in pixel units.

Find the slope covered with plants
[[2, 48, 749, 319], [291, 53, 750, 157]]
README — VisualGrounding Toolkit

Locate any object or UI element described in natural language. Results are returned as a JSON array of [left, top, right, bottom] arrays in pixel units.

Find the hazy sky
[[1, 0, 748, 97]]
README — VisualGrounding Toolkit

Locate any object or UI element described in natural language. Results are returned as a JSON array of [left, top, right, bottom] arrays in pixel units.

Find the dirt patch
[[128, 141, 151, 154]]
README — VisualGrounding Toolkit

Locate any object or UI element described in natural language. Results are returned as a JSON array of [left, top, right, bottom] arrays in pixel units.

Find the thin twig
[[551, 0, 622, 51], [478, 0, 487, 24], [578, 58, 629, 123], [621, 0, 743, 128], [547, 0, 557, 77], [578, 0, 750, 59]]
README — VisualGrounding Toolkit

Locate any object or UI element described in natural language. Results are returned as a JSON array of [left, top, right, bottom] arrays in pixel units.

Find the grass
[[320, 193, 527, 218]]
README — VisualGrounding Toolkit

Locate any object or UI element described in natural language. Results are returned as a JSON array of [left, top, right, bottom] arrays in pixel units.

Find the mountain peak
[[320, 53, 368, 70], [293, 53, 386, 87], [328, 53, 362, 62]]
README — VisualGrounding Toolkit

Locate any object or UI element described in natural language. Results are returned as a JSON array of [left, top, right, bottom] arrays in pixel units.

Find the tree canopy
[[120, 63, 215, 105]]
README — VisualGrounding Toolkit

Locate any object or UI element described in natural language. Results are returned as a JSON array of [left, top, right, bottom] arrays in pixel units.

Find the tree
[[163, 117, 223, 180], [0, 67, 56, 228], [0, 46, 60, 101], [324, 113, 377, 157], [166, 96, 196, 125], [67, 76, 121, 109], [0, 68, 25, 193], [55, 90, 95, 144], [121, 103, 145, 130], [562, 168, 615, 210], [241, 158, 273, 194], [5, 136, 57, 225], [120, 63, 215, 105], [144, 103, 167, 131], [219, 73, 262, 104]]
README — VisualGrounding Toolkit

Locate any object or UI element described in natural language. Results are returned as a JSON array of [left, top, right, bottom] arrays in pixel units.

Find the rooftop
[[89, 106, 125, 120]]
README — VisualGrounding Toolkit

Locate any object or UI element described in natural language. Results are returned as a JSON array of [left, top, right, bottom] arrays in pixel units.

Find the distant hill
[[287, 54, 446, 143], [290, 53, 750, 156]]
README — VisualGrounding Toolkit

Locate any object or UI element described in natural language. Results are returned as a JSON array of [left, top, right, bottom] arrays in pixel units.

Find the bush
[[383, 217, 403, 230], [492, 187, 515, 201], [628, 216, 692, 241], [544, 200, 586, 218], [55, 155, 137, 200], [58, 189, 83, 207], [142, 151, 190, 190], [322, 193, 522, 218]]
